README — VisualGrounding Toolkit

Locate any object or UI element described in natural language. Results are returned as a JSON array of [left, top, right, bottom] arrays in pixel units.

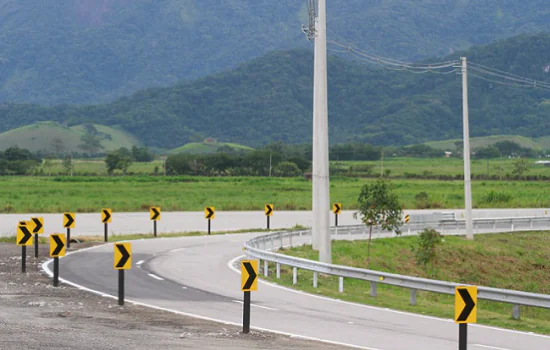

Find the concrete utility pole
[[312, 0, 331, 262], [461, 57, 474, 240]]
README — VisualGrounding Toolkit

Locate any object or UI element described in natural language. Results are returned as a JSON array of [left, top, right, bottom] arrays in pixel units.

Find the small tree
[[512, 158, 529, 177], [354, 179, 403, 266], [413, 228, 443, 277], [42, 157, 54, 176], [62, 154, 73, 176], [79, 134, 104, 155]]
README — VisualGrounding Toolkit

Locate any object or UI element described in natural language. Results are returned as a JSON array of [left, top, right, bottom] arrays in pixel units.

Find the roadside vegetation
[[267, 231, 550, 334]]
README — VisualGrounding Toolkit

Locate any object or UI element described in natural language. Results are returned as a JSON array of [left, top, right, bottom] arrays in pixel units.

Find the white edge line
[[40, 255, 376, 350], [226, 255, 550, 340], [136, 260, 145, 266], [232, 300, 278, 311], [148, 273, 165, 281], [473, 345, 512, 350]]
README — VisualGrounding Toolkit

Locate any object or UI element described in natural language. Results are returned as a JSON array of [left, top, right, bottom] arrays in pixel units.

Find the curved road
[[45, 231, 550, 350]]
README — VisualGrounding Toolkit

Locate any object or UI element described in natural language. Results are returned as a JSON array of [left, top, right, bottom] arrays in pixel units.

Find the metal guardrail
[[244, 217, 550, 319]]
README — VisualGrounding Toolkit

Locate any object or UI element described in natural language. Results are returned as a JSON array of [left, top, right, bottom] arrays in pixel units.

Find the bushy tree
[[273, 161, 301, 177], [131, 146, 154, 162], [105, 148, 133, 174], [354, 179, 403, 266]]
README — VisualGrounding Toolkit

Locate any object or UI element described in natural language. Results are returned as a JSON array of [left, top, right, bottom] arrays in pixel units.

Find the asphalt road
[[3, 208, 548, 237], [46, 227, 550, 349]]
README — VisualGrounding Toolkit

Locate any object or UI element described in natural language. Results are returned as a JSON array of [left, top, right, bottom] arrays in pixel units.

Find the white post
[[462, 57, 474, 240], [338, 276, 344, 293], [293, 267, 298, 285], [312, 17, 320, 251], [312, 0, 332, 263]]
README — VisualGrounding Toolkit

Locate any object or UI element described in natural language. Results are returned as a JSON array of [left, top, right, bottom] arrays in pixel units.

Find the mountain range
[[1, 32, 550, 149], [2, 1, 550, 104]]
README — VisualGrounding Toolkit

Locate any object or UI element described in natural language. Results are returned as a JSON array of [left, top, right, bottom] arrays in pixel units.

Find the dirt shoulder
[[0, 243, 344, 350]]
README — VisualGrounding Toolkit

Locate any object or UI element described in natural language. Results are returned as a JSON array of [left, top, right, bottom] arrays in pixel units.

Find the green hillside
[[0, 122, 142, 153], [426, 135, 550, 151], [1, 33, 550, 147], [169, 142, 253, 154], [3, 1, 550, 104]]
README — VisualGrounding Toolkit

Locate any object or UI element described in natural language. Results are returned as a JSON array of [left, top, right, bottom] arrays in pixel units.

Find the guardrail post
[[530, 219, 533, 229], [512, 305, 521, 320], [264, 260, 268, 277], [313, 272, 318, 288], [456, 222, 459, 235], [370, 282, 377, 297], [280, 234, 283, 249], [407, 227, 411, 236], [289, 233, 293, 247], [339, 277, 344, 293], [511, 222, 514, 231], [493, 220, 496, 230], [276, 263, 280, 279], [410, 289, 417, 306], [292, 267, 297, 285]]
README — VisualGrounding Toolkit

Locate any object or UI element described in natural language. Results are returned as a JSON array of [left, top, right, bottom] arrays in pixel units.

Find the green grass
[[169, 141, 253, 154], [1, 176, 550, 213], [266, 231, 550, 334], [0, 121, 142, 153], [332, 156, 550, 178]]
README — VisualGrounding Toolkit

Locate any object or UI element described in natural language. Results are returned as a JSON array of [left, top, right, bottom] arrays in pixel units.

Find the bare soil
[[0, 243, 344, 350]]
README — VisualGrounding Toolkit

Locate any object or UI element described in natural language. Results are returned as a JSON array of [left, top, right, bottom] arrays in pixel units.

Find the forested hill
[[2, 33, 550, 148], [3, 1, 550, 104]]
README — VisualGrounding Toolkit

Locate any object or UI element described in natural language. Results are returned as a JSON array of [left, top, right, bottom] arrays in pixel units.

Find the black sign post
[[53, 257, 60, 287]]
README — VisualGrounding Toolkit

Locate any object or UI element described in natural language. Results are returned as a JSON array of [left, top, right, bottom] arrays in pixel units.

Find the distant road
[[2, 208, 548, 237]]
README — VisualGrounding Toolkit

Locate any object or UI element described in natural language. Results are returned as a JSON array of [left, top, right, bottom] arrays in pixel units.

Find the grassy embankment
[[265, 231, 550, 334], [1, 176, 550, 213], [2, 176, 550, 213]]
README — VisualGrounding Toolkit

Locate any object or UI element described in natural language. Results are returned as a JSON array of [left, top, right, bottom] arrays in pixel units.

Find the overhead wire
[[325, 37, 550, 91]]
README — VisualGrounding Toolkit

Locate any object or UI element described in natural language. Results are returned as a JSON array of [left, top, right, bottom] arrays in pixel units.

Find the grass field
[[1, 176, 550, 213], [0, 121, 142, 153], [425, 135, 550, 151], [169, 141, 253, 154], [267, 231, 550, 334], [333, 156, 550, 178]]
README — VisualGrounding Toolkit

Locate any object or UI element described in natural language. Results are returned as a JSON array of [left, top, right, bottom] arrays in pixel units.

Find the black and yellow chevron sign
[[63, 213, 75, 228], [16, 223, 33, 246], [50, 234, 66, 258], [241, 260, 258, 292], [455, 286, 477, 324], [150, 207, 161, 221], [101, 208, 112, 223], [205, 207, 215, 220], [265, 204, 274, 217]]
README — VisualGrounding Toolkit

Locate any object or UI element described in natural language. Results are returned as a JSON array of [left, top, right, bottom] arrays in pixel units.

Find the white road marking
[[232, 300, 278, 311], [136, 260, 145, 266], [473, 345, 512, 350], [148, 273, 164, 281], [182, 286, 188, 290]]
